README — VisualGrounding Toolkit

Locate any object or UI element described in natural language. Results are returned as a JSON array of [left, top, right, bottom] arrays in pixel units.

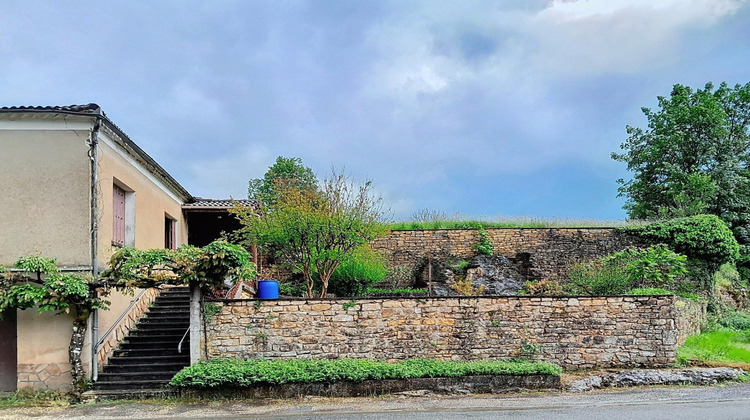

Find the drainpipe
[[88, 116, 102, 381]]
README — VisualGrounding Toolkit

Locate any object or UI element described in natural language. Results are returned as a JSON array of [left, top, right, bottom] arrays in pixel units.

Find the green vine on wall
[[471, 228, 495, 255]]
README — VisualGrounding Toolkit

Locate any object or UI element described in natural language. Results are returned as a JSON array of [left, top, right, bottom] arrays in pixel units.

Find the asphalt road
[[3, 383, 750, 420]]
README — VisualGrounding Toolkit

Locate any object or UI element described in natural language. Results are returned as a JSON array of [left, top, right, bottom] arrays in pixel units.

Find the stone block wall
[[17, 363, 71, 391], [674, 298, 706, 347], [369, 228, 638, 286], [206, 295, 697, 369]]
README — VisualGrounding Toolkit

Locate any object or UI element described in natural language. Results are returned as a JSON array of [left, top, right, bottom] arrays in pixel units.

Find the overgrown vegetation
[[0, 240, 255, 399], [390, 218, 630, 231], [233, 160, 389, 298], [564, 245, 688, 296], [326, 247, 388, 297], [365, 287, 428, 296], [170, 358, 562, 388], [677, 311, 750, 368], [613, 82, 750, 281], [471, 228, 495, 255]]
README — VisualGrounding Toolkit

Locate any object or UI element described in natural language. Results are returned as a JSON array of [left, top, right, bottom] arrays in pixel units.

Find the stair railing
[[178, 326, 190, 354], [94, 288, 152, 381]]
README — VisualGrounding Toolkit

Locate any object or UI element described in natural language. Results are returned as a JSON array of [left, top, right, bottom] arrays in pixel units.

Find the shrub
[[566, 259, 631, 295], [565, 245, 688, 295], [326, 247, 388, 297], [623, 215, 739, 266], [471, 228, 494, 255], [170, 358, 563, 389], [719, 311, 750, 331], [519, 279, 564, 296], [451, 277, 486, 296]]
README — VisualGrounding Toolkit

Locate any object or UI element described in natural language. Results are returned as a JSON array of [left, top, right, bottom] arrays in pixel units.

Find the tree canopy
[[613, 81, 750, 273], [247, 156, 317, 209]]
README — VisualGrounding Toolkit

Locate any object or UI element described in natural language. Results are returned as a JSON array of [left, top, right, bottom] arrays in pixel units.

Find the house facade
[[0, 104, 246, 391]]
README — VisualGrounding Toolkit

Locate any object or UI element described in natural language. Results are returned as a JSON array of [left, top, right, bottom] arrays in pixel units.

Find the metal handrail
[[95, 288, 149, 348], [178, 326, 190, 354]]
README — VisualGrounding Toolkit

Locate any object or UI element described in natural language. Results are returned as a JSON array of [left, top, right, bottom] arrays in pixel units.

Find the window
[[113, 180, 135, 247], [165, 216, 176, 250], [113, 185, 126, 246]]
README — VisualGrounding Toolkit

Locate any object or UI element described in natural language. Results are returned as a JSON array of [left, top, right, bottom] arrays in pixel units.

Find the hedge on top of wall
[[622, 215, 739, 266]]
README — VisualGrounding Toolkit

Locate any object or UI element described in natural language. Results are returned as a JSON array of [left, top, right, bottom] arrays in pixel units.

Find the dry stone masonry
[[206, 295, 702, 369], [370, 228, 639, 287]]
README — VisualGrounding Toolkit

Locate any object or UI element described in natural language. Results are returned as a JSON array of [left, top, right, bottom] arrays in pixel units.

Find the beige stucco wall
[[0, 128, 91, 266], [2, 115, 191, 391], [16, 308, 75, 391], [95, 129, 188, 268]]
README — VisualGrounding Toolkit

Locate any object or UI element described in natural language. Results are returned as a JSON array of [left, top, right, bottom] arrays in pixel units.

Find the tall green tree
[[247, 156, 317, 209], [613, 81, 750, 271]]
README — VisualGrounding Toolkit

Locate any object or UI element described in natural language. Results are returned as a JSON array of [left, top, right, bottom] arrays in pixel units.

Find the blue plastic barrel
[[257, 280, 280, 299]]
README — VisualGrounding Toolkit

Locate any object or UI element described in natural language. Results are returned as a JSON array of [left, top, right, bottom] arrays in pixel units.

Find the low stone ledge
[[567, 368, 746, 392], [180, 374, 561, 399]]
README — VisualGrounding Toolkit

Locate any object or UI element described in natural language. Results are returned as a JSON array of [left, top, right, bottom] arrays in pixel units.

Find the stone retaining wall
[[205, 295, 703, 369], [369, 228, 638, 286]]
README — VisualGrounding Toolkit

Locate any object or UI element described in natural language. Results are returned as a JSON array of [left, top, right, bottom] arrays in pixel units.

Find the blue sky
[[2, 0, 750, 221]]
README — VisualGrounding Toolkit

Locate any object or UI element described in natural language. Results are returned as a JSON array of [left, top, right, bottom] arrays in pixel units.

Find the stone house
[[0, 104, 249, 391]]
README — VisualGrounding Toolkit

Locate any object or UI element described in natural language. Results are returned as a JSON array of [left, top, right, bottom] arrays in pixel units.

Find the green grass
[[0, 391, 70, 408], [677, 330, 750, 367], [389, 217, 635, 231], [170, 358, 562, 389]]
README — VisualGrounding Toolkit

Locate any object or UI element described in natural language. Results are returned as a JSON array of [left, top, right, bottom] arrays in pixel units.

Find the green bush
[[566, 259, 631, 295], [714, 263, 745, 289], [719, 312, 750, 331], [169, 358, 563, 389], [566, 245, 688, 295], [623, 215, 739, 266], [326, 247, 388, 297]]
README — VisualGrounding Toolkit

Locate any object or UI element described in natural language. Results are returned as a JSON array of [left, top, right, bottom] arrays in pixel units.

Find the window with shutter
[[113, 185, 126, 245]]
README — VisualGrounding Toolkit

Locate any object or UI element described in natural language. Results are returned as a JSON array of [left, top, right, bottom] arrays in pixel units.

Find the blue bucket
[[257, 280, 280, 299]]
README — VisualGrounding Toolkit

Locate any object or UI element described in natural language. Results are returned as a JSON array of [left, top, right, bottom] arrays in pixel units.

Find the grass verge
[[0, 391, 70, 408], [677, 330, 750, 369], [170, 358, 562, 389]]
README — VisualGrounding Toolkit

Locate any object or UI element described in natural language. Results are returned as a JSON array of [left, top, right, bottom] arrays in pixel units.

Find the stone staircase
[[89, 287, 191, 398]]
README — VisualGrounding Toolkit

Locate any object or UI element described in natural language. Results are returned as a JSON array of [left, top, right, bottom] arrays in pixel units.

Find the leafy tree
[[0, 257, 109, 398], [613, 82, 750, 271], [233, 170, 389, 297], [247, 156, 317, 209]]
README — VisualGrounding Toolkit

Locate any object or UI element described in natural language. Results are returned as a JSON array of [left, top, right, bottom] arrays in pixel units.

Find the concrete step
[[82, 388, 180, 402], [94, 379, 176, 391], [97, 371, 181, 382], [106, 354, 190, 366], [119, 340, 188, 350], [102, 362, 190, 373]]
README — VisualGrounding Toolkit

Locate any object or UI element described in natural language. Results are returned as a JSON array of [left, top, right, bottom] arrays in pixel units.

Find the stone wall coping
[[207, 294, 678, 303], [389, 227, 623, 232]]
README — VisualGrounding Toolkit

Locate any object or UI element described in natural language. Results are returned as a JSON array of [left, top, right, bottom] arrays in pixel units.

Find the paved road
[[3, 383, 750, 420]]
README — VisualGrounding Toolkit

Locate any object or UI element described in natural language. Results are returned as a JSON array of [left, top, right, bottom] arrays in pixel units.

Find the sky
[[2, 0, 750, 221]]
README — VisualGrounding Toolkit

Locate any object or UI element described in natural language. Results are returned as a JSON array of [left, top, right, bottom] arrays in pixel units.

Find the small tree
[[233, 170, 389, 297]]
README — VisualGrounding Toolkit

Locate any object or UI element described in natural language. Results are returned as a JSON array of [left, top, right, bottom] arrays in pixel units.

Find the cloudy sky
[[2, 0, 749, 221]]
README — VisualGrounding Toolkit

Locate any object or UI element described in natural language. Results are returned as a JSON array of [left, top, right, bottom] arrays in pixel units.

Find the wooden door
[[0, 310, 17, 391]]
